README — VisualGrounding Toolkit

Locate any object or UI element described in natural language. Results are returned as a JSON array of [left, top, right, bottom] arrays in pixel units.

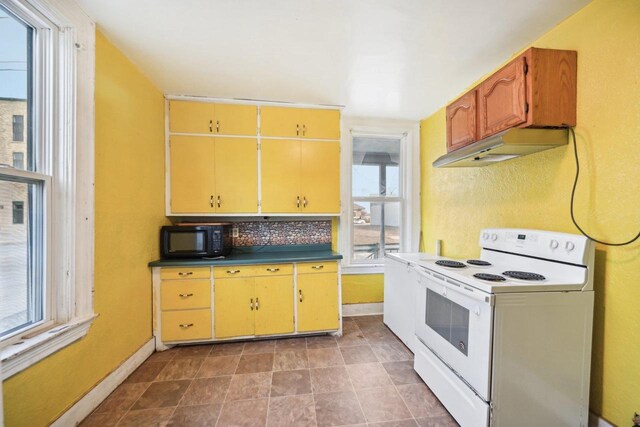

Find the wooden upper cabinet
[[446, 91, 477, 152], [446, 47, 577, 148], [478, 57, 527, 139], [261, 106, 340, 139], [168, 100, 257, 135]]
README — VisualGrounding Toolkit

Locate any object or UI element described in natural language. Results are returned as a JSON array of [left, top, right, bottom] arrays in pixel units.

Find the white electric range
[[406, 228, 594, 427]]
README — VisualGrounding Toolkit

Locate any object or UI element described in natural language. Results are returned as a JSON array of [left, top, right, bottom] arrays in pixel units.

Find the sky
[[0, 7, 29, 99]]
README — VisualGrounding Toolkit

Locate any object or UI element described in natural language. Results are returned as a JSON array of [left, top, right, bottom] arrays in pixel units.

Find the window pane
[[0, 180, 43, 337], [352, 137, 400, 196], [0, 6, 33, 171], [352, 201, 401, 262]]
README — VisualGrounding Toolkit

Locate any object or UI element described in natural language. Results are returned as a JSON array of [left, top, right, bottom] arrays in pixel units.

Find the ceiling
[[76, 0, 590, 120]]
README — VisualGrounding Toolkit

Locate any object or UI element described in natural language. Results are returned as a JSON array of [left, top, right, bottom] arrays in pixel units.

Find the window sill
[[1, 314, 97, 380], [342, 264, 385, 275]]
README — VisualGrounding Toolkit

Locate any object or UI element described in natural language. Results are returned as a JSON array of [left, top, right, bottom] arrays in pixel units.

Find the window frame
[[339, 118, 420, 274], [0, 0, 95, 380]]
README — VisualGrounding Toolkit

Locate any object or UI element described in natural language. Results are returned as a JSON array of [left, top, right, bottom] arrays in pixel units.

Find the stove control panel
[[480, 228, 593, 266]]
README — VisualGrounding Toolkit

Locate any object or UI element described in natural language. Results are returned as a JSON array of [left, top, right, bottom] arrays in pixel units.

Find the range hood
[[432, 128, 568, 168]]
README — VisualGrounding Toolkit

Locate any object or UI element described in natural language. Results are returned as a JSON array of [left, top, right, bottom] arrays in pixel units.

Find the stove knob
[[550, 239, 559, 250], [482, 232, 489, 240], [491, 233, 498, 241], [565, 241, 575, 252]]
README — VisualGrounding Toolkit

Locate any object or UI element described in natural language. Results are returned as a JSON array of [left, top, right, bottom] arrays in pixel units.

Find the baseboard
[[51, 338, 155, 427], [342, 302, 383, 316], [589, 412, 615, 427]]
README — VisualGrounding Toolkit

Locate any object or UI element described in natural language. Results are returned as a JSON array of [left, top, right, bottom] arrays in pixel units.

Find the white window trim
[[0, 0, 95, 380], [339, 117, 420, 274]]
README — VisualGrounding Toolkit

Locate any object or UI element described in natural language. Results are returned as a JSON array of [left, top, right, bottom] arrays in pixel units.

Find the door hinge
[[523, 60, 528, 75], [524, 102, 529, 113]]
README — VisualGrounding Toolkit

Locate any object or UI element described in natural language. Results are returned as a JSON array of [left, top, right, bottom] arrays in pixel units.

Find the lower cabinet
[[214, 264, 295, 338], [153, 260, 340, 347], [297, 262, 339, 332]]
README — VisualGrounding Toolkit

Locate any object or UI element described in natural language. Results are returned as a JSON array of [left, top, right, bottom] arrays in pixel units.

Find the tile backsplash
[[232, 220, 332, 247]]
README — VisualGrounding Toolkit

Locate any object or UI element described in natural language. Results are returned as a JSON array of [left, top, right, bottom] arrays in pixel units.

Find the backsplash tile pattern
[[233, 220, 332, 247]]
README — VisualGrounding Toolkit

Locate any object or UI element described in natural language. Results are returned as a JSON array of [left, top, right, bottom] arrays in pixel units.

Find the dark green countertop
[[149, 244, 342, 267]]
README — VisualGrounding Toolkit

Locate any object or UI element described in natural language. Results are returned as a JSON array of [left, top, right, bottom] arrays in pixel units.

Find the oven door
[[415, 268, 494, 401]]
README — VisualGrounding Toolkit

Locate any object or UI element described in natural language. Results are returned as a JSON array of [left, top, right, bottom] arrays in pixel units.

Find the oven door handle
[[416, 268, 494, 305]]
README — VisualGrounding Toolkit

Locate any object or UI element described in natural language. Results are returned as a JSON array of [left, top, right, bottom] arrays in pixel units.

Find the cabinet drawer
[[160, 267, 210, 280], [297, 261, 338, 274], [252, 264, 293, 276], [213, 265, 259, 278], [161, 280, 211, 310], [161, 309, 212, 342]]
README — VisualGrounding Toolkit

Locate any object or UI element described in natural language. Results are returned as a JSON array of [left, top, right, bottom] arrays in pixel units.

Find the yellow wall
[[342, 274, 384, 304], [420, 0, 639, 424], [2, 30, 167, 426]]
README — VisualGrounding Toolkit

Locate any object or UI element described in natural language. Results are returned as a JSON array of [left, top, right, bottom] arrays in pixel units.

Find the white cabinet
[[383, 257, 419, 352]]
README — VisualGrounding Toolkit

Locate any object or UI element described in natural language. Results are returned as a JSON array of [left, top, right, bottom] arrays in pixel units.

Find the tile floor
[[80, 315, 458, 426]]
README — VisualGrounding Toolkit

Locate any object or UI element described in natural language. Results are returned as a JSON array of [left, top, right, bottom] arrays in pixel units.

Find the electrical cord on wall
[[565, 125, 640, 246]]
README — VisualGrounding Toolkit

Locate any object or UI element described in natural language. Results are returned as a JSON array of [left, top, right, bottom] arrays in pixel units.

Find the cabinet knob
[[227, 269, 241, 274], [302, 124, 306, 136], [178, 293, 194, 298], [311, 265, 324, 270], [210, 195, 214, 208], [178, 272, 193, 277], [296, 196, 300, 208], [217, 195, 221, 208], [209, 120, 213, 133], [255, 297, 260, 310], [216, 120, 220, 133], [302, 196, 308, 208], [250, 298, 254, 310], [296, 124, 300, 136], [179, 323, 194, 328], [299, 289, 303, 302], [266, 268, 280, 272]]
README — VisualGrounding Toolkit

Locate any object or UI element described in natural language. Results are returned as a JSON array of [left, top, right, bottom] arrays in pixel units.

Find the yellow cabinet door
[[299, 108, 340, 140], [300, 141, 340, 214], [254, 275, 294, 336], [169, 100, 215, 134], [162, 309, 212, 342], [214, 138, 258, 213], [260, 106, 304, 137], [297, 272, 339, 332], [214, 277, 255, 338], [214, 104, 257, 136], [261, 139, 301, 213], [170, 136, 216, 213]]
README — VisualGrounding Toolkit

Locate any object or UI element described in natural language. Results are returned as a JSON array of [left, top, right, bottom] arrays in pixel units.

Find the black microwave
[[160, 224, 232, 259]]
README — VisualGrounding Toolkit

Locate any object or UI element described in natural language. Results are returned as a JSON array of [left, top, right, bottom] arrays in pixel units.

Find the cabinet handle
[[178, 272, 193, 277], [255, 297, 260, 310], [210, 195, 214, 208], [178, 293, 194, 298], [216, 120, 220, 133], [299, 289, 303, 302], [209, 120, 213, 133], [296, 196, 300, 208], [296, 124, 300, 136], [302, 124, 306, 136], [179, 323, 194, 328], [226, 269, 241, 274], [266, 268, 280, 272], [311, 265, 324, 270], [250, 298, 254, 310], [217, 195, 221, 208], [303, 196, 307, 208]]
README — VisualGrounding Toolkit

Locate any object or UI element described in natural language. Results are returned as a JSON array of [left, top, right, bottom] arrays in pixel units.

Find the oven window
[[426, 289, 469, 356], [169, 232, 205, 252]]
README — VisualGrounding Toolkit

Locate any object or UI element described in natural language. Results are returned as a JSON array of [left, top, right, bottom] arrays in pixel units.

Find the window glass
[[0, 5, 42, 339], [352, 137, 400, 197]]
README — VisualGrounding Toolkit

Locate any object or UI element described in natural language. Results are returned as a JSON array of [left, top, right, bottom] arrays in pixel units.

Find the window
[[12, 152, 24, 169], [12, 200, 24, 224], [0, 0, 95, 379], [340, 118, 421, 273], [12, 114, 24, 141]]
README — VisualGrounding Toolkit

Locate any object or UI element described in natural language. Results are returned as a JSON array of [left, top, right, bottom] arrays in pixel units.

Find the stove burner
[[435, 260, 466, 268], [473, 273, 506, 282], [467, 259, 492, 266], [502, 271, 546, 281]]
